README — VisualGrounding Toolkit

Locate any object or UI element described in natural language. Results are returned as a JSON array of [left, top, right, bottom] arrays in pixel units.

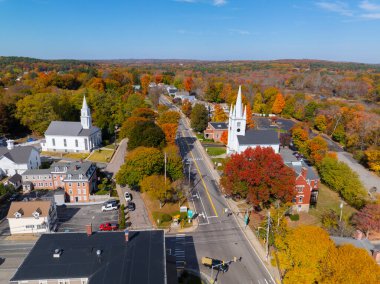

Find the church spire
[[235, 85, 243, 118], [81, 96, 92, 129]]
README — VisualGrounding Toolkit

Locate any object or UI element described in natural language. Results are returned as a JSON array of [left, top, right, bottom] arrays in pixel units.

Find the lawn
[[308, 183, 357, 224], [87, 149, 115, 163], [103, 144, 116, 150], [206, 147, 226, 156], [64, 152, 89, 160], [211, 158, 226, 171], [141, 192, 190, 228]]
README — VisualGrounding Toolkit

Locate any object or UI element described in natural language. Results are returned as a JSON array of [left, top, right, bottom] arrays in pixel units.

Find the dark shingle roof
[[10, 230, 166, 284], [209, 122, 228, 129], [45, 121, 100, 136], [0, 146, 37, 164], [8, 173, 22, 183], [285, 161, 319, 181], [237, 129, 279, 145]]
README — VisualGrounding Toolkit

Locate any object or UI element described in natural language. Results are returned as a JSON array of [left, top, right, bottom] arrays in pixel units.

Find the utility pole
[[164, 152, 167, 185], [266, 211, 271, 261]]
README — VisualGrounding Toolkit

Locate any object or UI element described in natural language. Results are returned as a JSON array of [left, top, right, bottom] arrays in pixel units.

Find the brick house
[[204, 122, 228, 143], [285, 160, 319, 212], [22, 161, 97, 203]]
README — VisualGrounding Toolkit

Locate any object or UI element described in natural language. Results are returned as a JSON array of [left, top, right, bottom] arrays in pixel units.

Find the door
[[75, 197, 79, 202]]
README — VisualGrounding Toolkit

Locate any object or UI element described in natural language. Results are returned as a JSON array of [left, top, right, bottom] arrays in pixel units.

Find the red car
[[99, 223, 119, 231]]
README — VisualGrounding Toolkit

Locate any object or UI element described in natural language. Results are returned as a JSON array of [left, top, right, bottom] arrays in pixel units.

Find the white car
[[101, 201, 119, 212], [124, 192, 132, 202]]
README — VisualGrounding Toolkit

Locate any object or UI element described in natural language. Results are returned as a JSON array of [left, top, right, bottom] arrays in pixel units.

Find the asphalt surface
[[161, 96, 275, 284], [0, 240, 35, 283]]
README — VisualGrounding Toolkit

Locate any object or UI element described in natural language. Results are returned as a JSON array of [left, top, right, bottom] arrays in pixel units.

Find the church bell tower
[[81, 96, 92, 130]]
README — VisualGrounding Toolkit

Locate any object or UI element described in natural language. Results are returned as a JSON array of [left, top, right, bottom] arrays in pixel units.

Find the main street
[[161, 96, 275, 284]]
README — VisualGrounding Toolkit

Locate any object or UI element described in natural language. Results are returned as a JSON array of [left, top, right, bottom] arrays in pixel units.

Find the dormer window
[[63, 166, 67, 172], [14, 211, 22, 218], [32, 212, 40, 219], [68, 174, 72, 179], [55, 167, 59, 172], [79, 174, 83, 179]]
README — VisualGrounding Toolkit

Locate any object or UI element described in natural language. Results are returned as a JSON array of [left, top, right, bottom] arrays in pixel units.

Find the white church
[[227, 86, 280, 155], [41, 97, 102, 153]]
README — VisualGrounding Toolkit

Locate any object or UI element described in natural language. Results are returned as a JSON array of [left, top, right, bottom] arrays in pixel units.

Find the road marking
[[181, 130, 218, 217], [264, 279, 269, 284]]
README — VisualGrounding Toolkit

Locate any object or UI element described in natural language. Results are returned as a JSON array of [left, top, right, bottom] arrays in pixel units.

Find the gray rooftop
[[10, 230, 166, 284], [45, 121, 100, 136], [22, 168, 52, 175], [285, 160, 319, 181], [0, 146, 37, 164], [8, 173, 22, 183], [237, 129, 279, 145], [209, 122, 228, 129]]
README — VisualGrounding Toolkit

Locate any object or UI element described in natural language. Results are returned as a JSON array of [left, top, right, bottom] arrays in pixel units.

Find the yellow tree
[[139, 175, 172, 208], [212, 104, 228, 122], [140, 74, 151, 96], [272, 93, 286, 114], [160, 123, 178, 145], [307, 136, 328, 164], [276, 226, 335, 284], [365, 148, 380, 172], [246, 102, 255, 129], [320, 244, 380, 284]]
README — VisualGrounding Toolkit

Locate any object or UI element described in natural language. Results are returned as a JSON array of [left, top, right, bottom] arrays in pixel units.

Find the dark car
[[127, 202, 136, 211], [99, 222, 119, 231]]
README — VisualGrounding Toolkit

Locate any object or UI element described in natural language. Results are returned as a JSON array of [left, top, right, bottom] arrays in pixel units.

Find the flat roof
[[10, 230, 166, 284]]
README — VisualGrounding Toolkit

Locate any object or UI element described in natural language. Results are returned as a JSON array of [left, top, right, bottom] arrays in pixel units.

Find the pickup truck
[[99, 223, 119, 231], [201, 257, 229, 272]]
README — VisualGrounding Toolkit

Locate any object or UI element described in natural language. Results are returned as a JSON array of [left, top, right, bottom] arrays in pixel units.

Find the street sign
[[187, 210, 194, 219], [180, 206, 188, 213]]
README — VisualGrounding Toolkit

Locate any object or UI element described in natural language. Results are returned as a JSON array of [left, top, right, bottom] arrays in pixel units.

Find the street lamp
[[339, 202, 344, 222]]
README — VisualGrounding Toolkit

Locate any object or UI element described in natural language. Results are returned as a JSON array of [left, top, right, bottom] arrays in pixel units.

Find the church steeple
[[81, 96, 92, 129]]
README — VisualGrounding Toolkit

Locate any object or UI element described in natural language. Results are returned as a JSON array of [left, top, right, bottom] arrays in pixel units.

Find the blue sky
[[0, 0, 379, 63]]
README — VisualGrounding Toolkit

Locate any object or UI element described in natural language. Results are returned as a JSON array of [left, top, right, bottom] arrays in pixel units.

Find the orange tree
[[307, 135, 328, 164], [220, 147, 296, 206]]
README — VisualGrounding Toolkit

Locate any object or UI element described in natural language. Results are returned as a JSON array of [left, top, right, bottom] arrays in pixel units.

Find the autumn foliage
[[221, 147, 296, 206], [352, 203, 380, 238], [272, 92, 285, 114], [220, 131, 228, 145], [246, 102, 255, 129], [160, 123, 178, 144]]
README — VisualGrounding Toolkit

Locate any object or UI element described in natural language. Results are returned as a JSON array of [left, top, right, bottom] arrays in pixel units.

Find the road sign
[[187, 210, 194, 219], [180, 206, 188, 213], [244, 214, 249, 225]]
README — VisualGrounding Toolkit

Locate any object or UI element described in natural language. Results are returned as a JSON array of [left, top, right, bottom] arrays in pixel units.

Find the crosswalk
[[175, 234, 186, 269]]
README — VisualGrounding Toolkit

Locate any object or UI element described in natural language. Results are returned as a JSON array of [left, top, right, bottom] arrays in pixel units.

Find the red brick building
[[22, 161, 97, 203], [285, 161, 319, 212], [204, 122, 228, 143]]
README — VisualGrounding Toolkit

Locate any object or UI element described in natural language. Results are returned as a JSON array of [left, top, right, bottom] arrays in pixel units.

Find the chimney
[[6, 139, 14, 150], [86, 223, 92, 236], [125, 229, 129, 242]]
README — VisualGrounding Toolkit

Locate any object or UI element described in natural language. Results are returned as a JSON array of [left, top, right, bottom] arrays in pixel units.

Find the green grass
[[309, 183, 357, 223], [211, 158, 226, 170], [103, 144, 116, 150], [87, 149, 115, 163], [206, 147, 226, 156]]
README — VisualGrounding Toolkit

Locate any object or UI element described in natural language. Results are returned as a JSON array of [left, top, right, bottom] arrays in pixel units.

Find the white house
[[7, 200, 57, 235], [227, 86, 280, 155], [0, 140, 41, 177], [41, 96, 102, 153]]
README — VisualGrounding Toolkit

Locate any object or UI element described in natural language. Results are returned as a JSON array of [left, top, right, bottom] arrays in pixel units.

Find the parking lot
[[56, 203, 119, 233]]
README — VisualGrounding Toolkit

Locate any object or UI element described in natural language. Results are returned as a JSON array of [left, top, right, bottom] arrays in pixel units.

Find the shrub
[[289, 214, 300, 221], [119, 204, 126, 229], [161, 214, 172, 222]]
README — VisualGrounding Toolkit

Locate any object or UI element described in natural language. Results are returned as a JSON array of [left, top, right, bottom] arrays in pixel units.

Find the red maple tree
[[221, 147, 296, 206], [352, 203, 380, 237]]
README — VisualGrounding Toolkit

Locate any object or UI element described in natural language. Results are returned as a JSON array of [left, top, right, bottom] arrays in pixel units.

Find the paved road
[[337, 152, 380, 193], [161, 96, 275, 284], [105, 139, 127, 176], [0, 240, 35, 283]]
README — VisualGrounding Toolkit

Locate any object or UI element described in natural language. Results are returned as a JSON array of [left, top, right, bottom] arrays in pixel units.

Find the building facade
[[227, 86, 280, 155], [22, 161, 97, 203], [41, 97, 102, 153], [204, 122, 228, 143], [7, 200, 57, 235], [0, 140, 40, 177]]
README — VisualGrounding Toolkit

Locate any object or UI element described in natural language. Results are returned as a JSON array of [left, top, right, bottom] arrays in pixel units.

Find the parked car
[[201, 257, 229, 272], [99, 222, 118, 231], [127, 202, 136, 211], [124, 192, 132, 202], [101, 200, 119, 212]]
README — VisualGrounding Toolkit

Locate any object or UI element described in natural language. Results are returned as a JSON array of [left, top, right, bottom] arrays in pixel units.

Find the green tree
[[125, 93, 146, 116], [128, 120, 166, 150], [164, 145, 184, 181], [191, 103, 209, 132], [131, 108, 157, 120], [15, 93, 60, 134], [119, 117, 149, 139], [115, 147, 164, 186], [157, 110, 180, 125], [304, 101, 319, 121], [317, 157, 367, 208], [314, 114, 327, 132]]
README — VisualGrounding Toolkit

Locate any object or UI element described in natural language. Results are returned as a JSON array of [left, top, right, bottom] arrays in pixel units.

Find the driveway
[[105, 139, 127, 177], [337, 152, 380, 194]]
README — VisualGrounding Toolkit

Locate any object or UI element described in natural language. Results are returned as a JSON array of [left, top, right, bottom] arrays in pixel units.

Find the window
[[37, 224, 46, 230], [45, 183, 48, 187], [78, 189, 81, 194], [63, 139, 67, 147], [82, 196, 87, 201], [296, 185, 304, 193], [58, 280, 70, 284], [77, 182, 80, 187], [50, 182, 52, 186], [26, 225, 35, 229], [237, 122, 241, 127], [69, 189, 73, 194], [82, 188, 86, 194], [85, 139, 88, 150], [69, 183, 72, 187], [299, 197, 303, 203], [75, 139, 78, 147], [78, 196, 82, 201], [79, 174, 83, 179], [82, 182, 85, 186], [68, 174, 72, 179], [39, 280, 48, 284], [25, 176, 28, 180], [52, 138, 55, 146]]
